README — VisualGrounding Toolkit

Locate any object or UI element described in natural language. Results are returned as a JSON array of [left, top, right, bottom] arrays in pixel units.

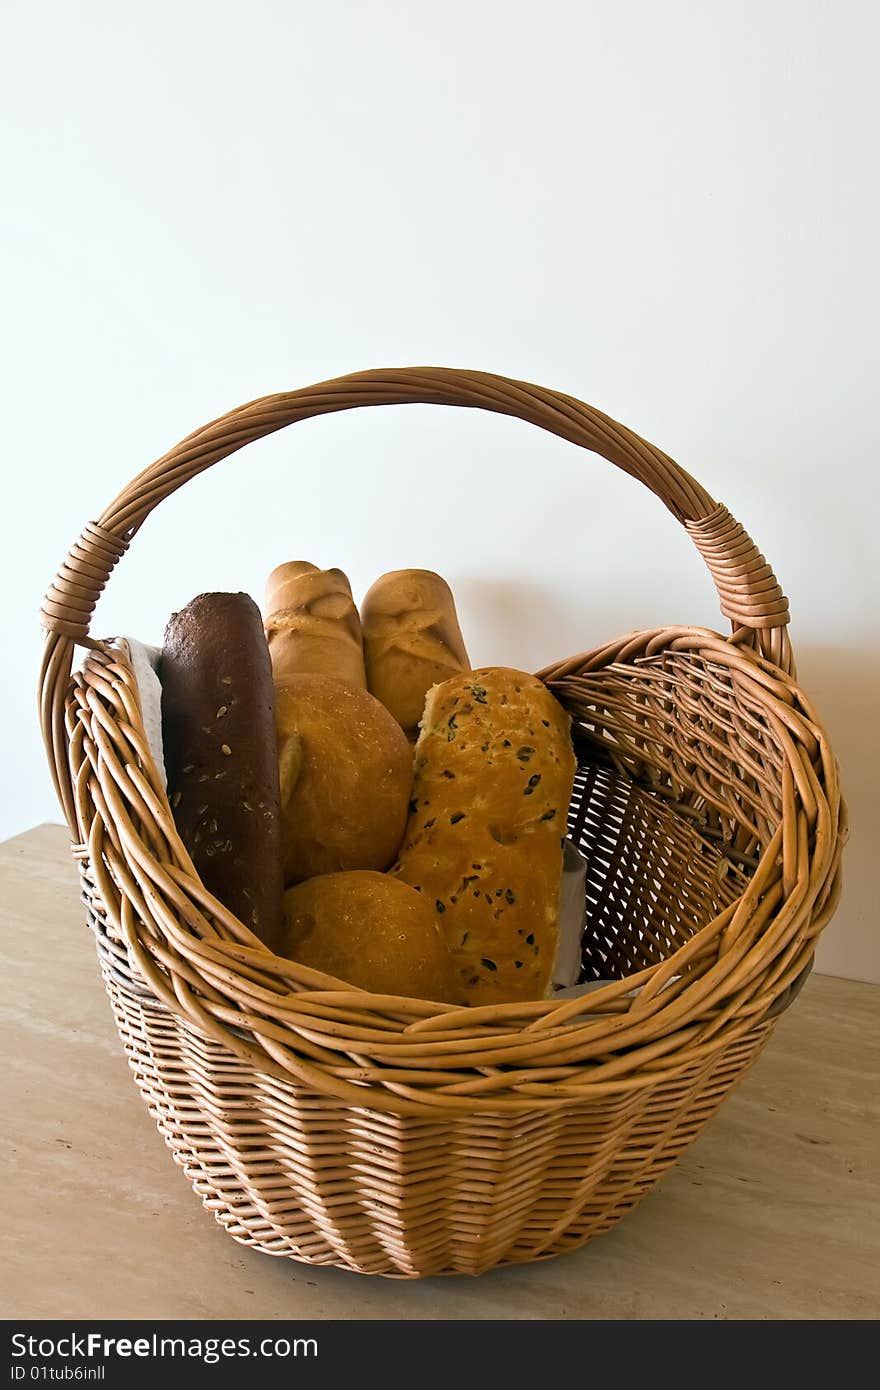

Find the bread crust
[[361, 569, 469, 736], [275, 674, 413, 884], [395, 667, 576, 1004], [265, 561, 366, 687], [281, 870, 454, 1002], [160, 592, 283, 949]]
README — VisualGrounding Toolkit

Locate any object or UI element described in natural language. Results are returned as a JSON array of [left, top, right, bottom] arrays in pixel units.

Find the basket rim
[[61, 621, 845, 1117]]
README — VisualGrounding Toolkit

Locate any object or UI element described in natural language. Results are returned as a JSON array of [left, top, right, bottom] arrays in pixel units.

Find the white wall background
[[1, 1, 876, 981]]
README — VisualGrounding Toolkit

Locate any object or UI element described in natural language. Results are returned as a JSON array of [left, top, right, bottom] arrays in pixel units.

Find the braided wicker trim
[[40, 521, 129, 643], [686, 505, 790, 629]]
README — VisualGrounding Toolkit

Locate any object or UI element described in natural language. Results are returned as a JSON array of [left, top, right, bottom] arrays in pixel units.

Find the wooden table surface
[[2, 824, 877, 1322]]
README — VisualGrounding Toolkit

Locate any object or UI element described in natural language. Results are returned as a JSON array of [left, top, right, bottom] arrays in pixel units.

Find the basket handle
[[39, 366, 792, 828]]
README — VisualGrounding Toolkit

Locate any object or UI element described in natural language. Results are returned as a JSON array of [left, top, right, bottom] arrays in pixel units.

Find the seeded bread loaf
[[160, 592, 283, 950], [264, 561, 366, 687], [281, 871, 455, 1002], [394, 667, 577, 1005], [360, 569, 469, 738]]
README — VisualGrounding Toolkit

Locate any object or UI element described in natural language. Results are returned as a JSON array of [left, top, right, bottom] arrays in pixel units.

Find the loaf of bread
[[360, 569, 469, 738], [160, 592, 284, 950], [264, 561, 366, 687], [275, 673, 413, 885], [394, 667, 577, 1005], [281, 870, 454, 1001]]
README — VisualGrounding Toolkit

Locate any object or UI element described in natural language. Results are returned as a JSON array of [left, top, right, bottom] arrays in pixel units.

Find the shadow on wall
[[454, 576, 649, 675], [794, 643, 878, 986], [456, 584, 876, 988]]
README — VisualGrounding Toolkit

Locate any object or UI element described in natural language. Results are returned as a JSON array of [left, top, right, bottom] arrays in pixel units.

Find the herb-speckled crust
[[394, 667, 577, 1005], [160, 592, 283, 950]]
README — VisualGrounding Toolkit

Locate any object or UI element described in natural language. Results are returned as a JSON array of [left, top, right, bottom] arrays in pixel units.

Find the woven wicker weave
[[39, 368, 846, 1277]]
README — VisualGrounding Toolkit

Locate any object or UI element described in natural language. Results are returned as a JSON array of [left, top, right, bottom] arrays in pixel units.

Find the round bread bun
[[281, 871, 454, 1002], [275, 673, 413, 884]]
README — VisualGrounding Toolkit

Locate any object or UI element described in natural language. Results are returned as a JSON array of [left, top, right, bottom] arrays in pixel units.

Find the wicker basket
[[39, 368, 846, 1278]]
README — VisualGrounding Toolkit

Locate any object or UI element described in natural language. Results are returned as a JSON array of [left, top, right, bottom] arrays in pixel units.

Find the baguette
[[265, 561, 366, 687], [361, 569, 469, 737]]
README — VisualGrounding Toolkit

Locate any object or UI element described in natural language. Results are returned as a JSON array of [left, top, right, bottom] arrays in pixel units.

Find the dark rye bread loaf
[[160, 592, 283, 950]]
